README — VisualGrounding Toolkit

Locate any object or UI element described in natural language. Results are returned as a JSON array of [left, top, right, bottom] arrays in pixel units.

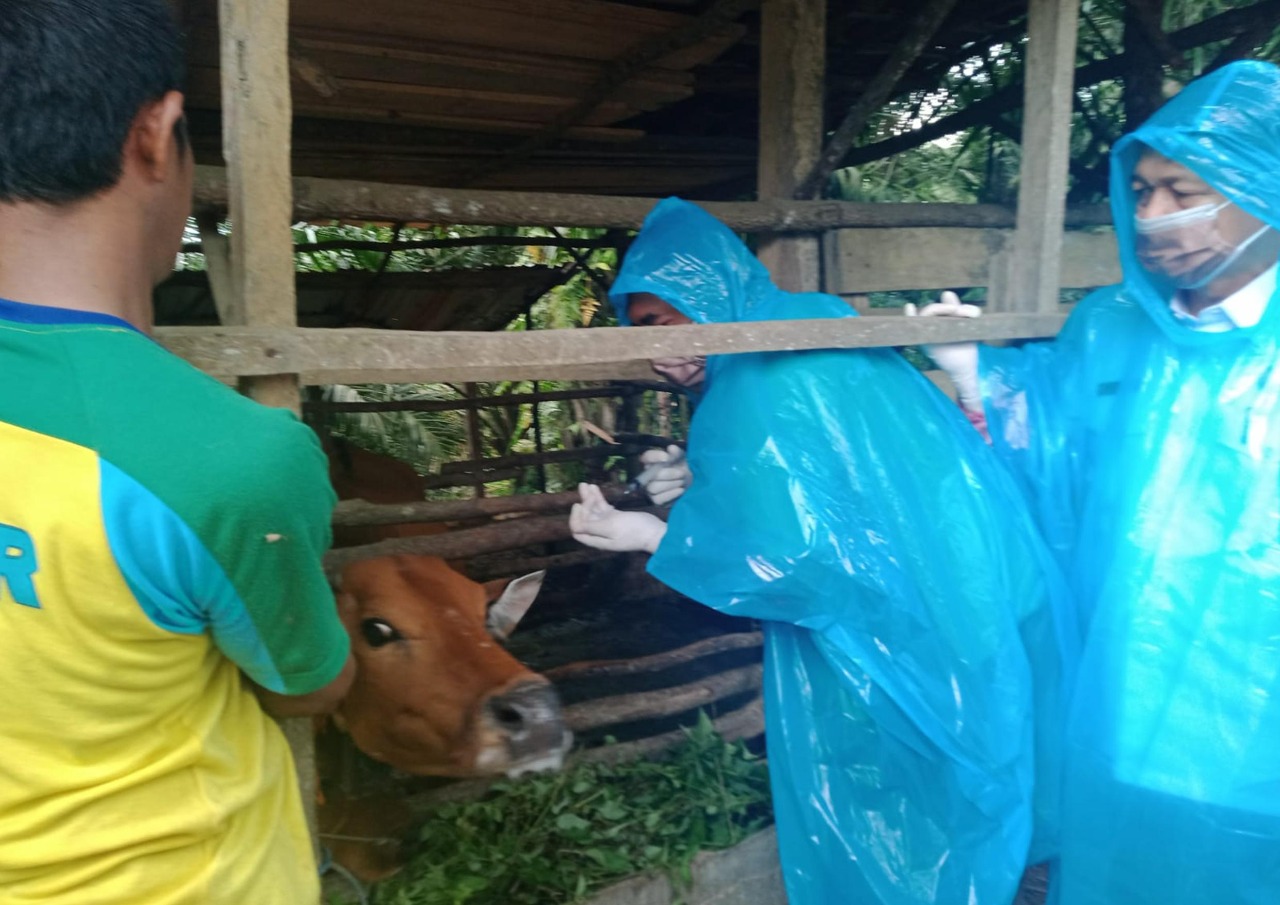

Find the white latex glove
[[634, 445, 691, 506], [903, 291, 982, 410], [570, 483, 667, 554]]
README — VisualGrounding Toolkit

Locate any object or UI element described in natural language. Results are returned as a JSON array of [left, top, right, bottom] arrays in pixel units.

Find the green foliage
[[372, 715, 772, 905], [323, 384, 466, 477]]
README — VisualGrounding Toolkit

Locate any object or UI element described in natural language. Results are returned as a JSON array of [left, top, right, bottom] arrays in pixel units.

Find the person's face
[[626, 292, 706, 389], [1130, 151, 1268, 285]]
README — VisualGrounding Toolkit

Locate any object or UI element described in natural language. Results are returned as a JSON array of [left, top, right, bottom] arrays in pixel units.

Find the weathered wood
[[457, 0, 758, 185], [440, 444, 636, 476], [332, 485, 637, 527], [464, 383, 486, 498], [795, 0, 960, 200], [183, 234, 619, 255], [218, 0, 296, 330], [194, 212, 239, 324], [824, 227, 1120, 294], [1122, 0, 1167, 133], [563, 664, 763, 732], [192, 164, 1112, 232], [1002, 0, 1081, 314], [155, 314, 1066, 384], [546, 632, 764, 680], [310, 385, 636, 416], [576, 696, 765, 768], [465, 547, 619, 581], [324, 508, 661, 572], [217, 0, 316, 867], [755, 0, 824, 292], [835, 0, 1280, 169]]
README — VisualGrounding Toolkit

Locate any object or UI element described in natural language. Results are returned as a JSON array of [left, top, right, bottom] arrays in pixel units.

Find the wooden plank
[[283, 0, 739, 66], [455, 0, 757, 186], [184, 24, 696, 110], [217, 0, 316, 867], [194, 212, 239, 323], [1001, 0, 1082, 313], [795, 0, 960, 199], [192, 164, 1113, 231], [755, 0, 825, 292], [824, 227, 1120, 293], [218, 0, 296, 329], [186, 65, 643, 127], [155, 314, 1066, 384]]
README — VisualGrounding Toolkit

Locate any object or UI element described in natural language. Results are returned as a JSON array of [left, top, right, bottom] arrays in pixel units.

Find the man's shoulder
[[74, 333, 331, 511]]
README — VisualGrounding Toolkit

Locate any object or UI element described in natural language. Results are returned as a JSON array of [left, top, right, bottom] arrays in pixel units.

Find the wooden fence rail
[[156, 312, 1065, 385]]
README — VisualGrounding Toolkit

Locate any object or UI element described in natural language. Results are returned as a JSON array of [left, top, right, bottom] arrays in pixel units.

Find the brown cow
[[324, 439, 571, 777], [332, 554, 570, 777]]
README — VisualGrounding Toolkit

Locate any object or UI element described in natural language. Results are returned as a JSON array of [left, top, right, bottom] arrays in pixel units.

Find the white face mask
[[651, 356, 706, 389], [1133, 200, 1230, 235], [1135, 200, 1273, 289]]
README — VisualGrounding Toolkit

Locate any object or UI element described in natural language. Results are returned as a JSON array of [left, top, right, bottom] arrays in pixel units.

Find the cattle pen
[[149, 0, 1275, 901]]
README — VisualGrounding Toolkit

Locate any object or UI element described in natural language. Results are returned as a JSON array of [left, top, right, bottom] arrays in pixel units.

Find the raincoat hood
[[610, 197, 853, 326], [1110, 60, 1280, 344]]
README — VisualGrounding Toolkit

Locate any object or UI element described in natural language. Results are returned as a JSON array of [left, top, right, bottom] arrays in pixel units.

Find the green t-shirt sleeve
[[200, 414, 349, 694]]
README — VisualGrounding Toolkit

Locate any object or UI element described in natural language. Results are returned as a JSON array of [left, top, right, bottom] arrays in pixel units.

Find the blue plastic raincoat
[[611, 198, 1074, 905], [979, 61, 1280, 905]]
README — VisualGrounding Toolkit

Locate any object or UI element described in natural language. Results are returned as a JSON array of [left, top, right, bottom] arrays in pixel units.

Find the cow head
[[333, 554, 571, 778]]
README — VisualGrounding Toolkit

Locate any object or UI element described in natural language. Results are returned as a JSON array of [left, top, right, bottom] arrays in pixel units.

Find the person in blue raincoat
[[912, 60, 1280, 905], [569, 196, 1075, 905]]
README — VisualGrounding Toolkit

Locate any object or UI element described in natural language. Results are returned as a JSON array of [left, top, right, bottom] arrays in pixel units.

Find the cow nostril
[[485, 683, 561, 741], [490, 702, 526, 733]]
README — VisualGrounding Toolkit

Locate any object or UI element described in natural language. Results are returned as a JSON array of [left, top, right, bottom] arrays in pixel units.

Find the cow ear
[[485, 570, 546, 640]]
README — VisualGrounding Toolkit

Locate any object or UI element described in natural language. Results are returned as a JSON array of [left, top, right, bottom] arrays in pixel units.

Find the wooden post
[[1002, 0, 1082, 313], [1123, 0, 1167, 132], [216, 0, 320, 872], [465, 383, 487, 498], [756, 0, 826, 292]]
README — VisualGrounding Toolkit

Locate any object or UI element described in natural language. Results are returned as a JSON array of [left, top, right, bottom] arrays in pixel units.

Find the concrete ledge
[[583, 826, 786, 905]]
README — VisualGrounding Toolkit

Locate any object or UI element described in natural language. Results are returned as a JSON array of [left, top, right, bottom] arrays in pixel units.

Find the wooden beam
[[824, 226, 1120, 293], [155, 314, 1066, 384], [218, 0, 296, 331], [1123, 0, 1167, 132], [182, 235, 619, 255], [455, 0, 759, 185], [795, 0, 961, 199], [835, 0, 1280, 168], [756, 0, 825, 291], [194, 211, 239, 324], [192, 164, 1113, 230], [217, 0, 317, 868], [1002, 0, 1081, 314], [331, 484, 636, 528], [310, 384, 636, 416]]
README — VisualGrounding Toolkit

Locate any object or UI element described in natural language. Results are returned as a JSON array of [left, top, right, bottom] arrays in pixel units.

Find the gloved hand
[[570, 483, 667, 554], [634, 445, 691, 506], [903, 291, 982, 410]]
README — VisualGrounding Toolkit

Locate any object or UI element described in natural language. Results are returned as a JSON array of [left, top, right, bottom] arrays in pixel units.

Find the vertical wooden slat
[[216, 0, 319, 871], [1002, 0, 1082, 313], [218, 0, 296, 331], [756, 0, 826, 293], [465, 383, 487, 498]]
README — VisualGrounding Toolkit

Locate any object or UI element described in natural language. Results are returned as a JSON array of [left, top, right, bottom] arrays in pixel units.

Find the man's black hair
[[0, 0, 187, 204]]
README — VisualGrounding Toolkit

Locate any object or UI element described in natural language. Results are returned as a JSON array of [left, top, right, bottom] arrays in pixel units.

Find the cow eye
[[360, 618, 404, 648]]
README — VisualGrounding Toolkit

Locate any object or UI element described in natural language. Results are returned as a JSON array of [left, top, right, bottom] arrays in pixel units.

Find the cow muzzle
[[475, 680, 572, 777]]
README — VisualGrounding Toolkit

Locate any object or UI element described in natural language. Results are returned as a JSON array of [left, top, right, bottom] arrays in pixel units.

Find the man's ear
[[125, 90, 187, 183]]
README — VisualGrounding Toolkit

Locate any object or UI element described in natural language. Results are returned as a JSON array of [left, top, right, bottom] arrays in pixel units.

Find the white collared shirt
[[1169, 263, 1278, 332]]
